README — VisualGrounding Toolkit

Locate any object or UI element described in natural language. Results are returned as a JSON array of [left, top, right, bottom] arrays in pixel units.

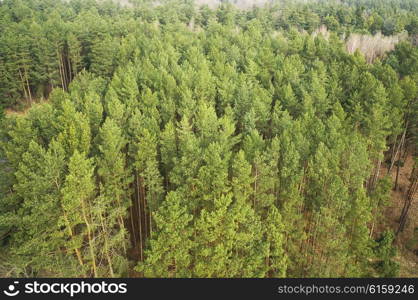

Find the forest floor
[[4, 98, 47, 116], [380, 151, 417, 277]]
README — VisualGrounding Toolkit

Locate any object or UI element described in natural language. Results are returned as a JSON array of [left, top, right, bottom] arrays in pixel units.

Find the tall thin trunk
[[81, 200, 98, 278], [369, 221, 375, 239], [66, 48, 73, 82], [18, 69, 29, 104], [99, 212, 115, 277], [388, 129, 406, 174], [63, 213, 84, 269], [388, 136, 398, 175], [140, 176, 148, 238], [402, 146, 409, 162], [57, 48, 65, 90], [397, 169, 417, 235], [116, 194, 127, 256], [395, 162, 401, 191], [372, 157, 382, 191], [307, 212, 320, 277], [129, 205, 137, 249], [61, 52, 68, 90], [23, 66, 32, 104], [136, 175, 143, 261], [395, 132, 405, 190]]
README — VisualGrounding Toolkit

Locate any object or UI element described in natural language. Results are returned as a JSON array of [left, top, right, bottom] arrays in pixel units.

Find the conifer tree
[[136, 191, 194, 278], [96, 118, 132, 276], [263, 205, 287, 277], [12, 140, 72, 273], [193, 193, 263, 278], [61, 150, 98, 277], [372, 231, 400, 277], [0, 0, 415, 279]]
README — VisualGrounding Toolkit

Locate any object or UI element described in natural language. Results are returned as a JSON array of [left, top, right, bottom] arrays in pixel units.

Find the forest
[[0, 0, 417, 278]]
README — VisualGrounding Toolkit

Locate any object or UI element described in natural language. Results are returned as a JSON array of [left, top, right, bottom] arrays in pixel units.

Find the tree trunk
[[140, 176, 148, 239], [395, 161, 401, 191], [63, 213, 84, 270], [23, 66, 32, 104], [116, 194, 127, 256], [397, 168, 417, 235], [136, 175, 143, 261], [57, 48, 66, 90], [18, 69, 30, 104], [66, 47, 73, 82], [81, 200, 98, 278], [99, 212, 115, 277], [368, 157, 382, 192], [388, 129, 406, 174], [388, 136, 398, 175], [394, 132, 406, 190], [129, 205, 137, 249]]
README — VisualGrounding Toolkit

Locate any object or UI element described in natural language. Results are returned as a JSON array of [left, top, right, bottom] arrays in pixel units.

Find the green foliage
[[96, 118, 131, 276], [136, 191, 194, 278], [61, 150, 98, 277], [193, 193, 263, 277], [387, 42, 418, 78], [373, 231, 400, 277], [0, 0, 416, 279]]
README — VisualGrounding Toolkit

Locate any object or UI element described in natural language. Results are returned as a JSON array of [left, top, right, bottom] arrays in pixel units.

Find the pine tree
[[12, 140, 76, 274], [193, 193, 263, 278], [194, 142, 230, 209], [160, 120, 178, 188], [61, 150, 98, 277], [56, 99, 91, 157], [89, 35, 119, 78], [231, 150, 253, 203], [345, 189, 374, 277], [263, 205, 287, 277], [278, 83, 299, 118], [128, 111, 163, 259], [0, 0, 415, 279], [372, 231, 399, 277], [96, 118, 132, 277], [67, 33, 82, 80], [136, 191, 194, 277], [169, 115, 202, 200]]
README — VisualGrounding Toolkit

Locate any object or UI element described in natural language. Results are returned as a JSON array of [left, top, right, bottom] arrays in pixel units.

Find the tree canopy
[[0, 0, 417, 278]]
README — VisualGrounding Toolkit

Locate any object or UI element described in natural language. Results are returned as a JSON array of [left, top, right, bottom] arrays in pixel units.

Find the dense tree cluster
[[0, 0, 417, 278], [1, 0, 417, 109]]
